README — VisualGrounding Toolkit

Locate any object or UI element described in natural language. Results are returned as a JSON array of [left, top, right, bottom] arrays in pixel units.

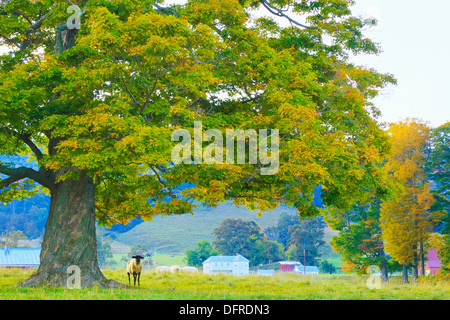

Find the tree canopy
[[0, 0, 395, 287], [1, 0, 395, 218]]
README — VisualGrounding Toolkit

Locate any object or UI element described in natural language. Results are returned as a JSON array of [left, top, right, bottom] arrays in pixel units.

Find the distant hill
[[114, 202, 298, 254]]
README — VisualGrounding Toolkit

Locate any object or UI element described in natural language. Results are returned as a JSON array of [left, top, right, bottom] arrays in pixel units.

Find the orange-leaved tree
[[380, 119, 443, 283]]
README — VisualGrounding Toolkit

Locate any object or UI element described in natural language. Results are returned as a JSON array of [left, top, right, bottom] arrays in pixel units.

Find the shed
[[294, 265, 320, 275], [0, 247, 41, 268]]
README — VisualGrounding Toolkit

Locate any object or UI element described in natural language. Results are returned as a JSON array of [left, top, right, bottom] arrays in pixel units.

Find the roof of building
[[426, 249, 440, 261], [425, 249, 441, 268], [203, 254, 249, 264], [294, 265, 320, 272], [0, 247, 41, 267], [278, 261, 303, 266], [426, 260, 441, 268]]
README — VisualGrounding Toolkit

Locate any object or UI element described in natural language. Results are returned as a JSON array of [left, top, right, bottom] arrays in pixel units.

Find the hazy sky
[[349, 0, 450, 128], [246, 0, 450, 128], [1, 0, 448, 128]]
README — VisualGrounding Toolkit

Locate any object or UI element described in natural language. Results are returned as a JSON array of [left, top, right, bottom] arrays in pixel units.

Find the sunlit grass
[[0, 268, 448, 300]]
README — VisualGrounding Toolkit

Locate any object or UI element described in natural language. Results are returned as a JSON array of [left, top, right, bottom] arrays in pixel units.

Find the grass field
[[1, 268, 449, 300], [105, 253, 187, 270]]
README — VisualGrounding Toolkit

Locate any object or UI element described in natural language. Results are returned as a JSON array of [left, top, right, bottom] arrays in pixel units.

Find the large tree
[[0, 0, 394, 287], [380, 119, 443, 283]]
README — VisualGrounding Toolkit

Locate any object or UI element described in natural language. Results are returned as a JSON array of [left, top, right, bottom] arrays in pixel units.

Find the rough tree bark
[[379, 253, 389, 285], [412, 248, 419, 283], [420, 241, 425, 276], [19, 170, 122, 288], [402, 264, 409, 284]]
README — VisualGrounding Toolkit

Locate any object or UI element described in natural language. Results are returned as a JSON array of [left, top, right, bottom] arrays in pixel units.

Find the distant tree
[[96, 230, 113, 267], [1, 230, 27, 248], [213, 218, 285, 265], [185, 240, 218, 267], [264, 212, 296, 247], [426, 122, 450, 273], [261, 240, 285, 264], [323, 198, 390, 283], [129, 244, 149, 257], [286, 217, 326, 266], [320, 260, 336, 274], [213, 218, 264, 257]]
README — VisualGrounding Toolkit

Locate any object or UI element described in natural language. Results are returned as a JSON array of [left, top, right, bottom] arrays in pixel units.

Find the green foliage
[[0, 0, 396, 223], [426, 122, 450, 272], [212, 218, 264, 256], [324, 198, 388, 274], [266, 213, 326, 265], [0, 1, 397, 287], [212, 218, 285, 265], [320, 260, 336, 274], [185, 240, 218, 267], [264, 212, 296, 247], [286, 217, 325, 266], [426, 122, 450, 216]]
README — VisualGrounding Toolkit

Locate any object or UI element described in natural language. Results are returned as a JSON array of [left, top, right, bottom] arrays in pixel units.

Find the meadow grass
[[106, 253, 186, 270], [0, 268, 449, 300]]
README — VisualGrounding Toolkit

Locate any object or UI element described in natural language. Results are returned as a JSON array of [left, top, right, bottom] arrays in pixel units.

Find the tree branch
[[0, 164, 54, 190], [13, 132, 44, 162], [259, 0, 315, 30], [120, 74, 142, 108], [0, 32, 21, 49], [18, 11, 52, 51], [0, 175, 25, 189], [189, 48, 217, 66], [148, 164, 177, 199], [153, 3, 180, 18]]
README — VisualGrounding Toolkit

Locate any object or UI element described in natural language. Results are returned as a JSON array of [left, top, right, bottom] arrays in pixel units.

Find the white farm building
[[202, 254, 249, 276], [294, 265, 320, 275]]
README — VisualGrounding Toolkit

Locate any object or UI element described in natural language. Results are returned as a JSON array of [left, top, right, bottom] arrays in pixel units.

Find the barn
[[419, 249, 442, 275], [0, 247, 41, 268], [278, 261, 303, 272]]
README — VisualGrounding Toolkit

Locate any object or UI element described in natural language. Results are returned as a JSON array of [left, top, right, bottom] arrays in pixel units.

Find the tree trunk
[[402, 264, 409, 284], [380, 256, 389, 285], [412, 250, 419, 283], [420, 242, 425, 276], [19, 170, 123, 288]]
